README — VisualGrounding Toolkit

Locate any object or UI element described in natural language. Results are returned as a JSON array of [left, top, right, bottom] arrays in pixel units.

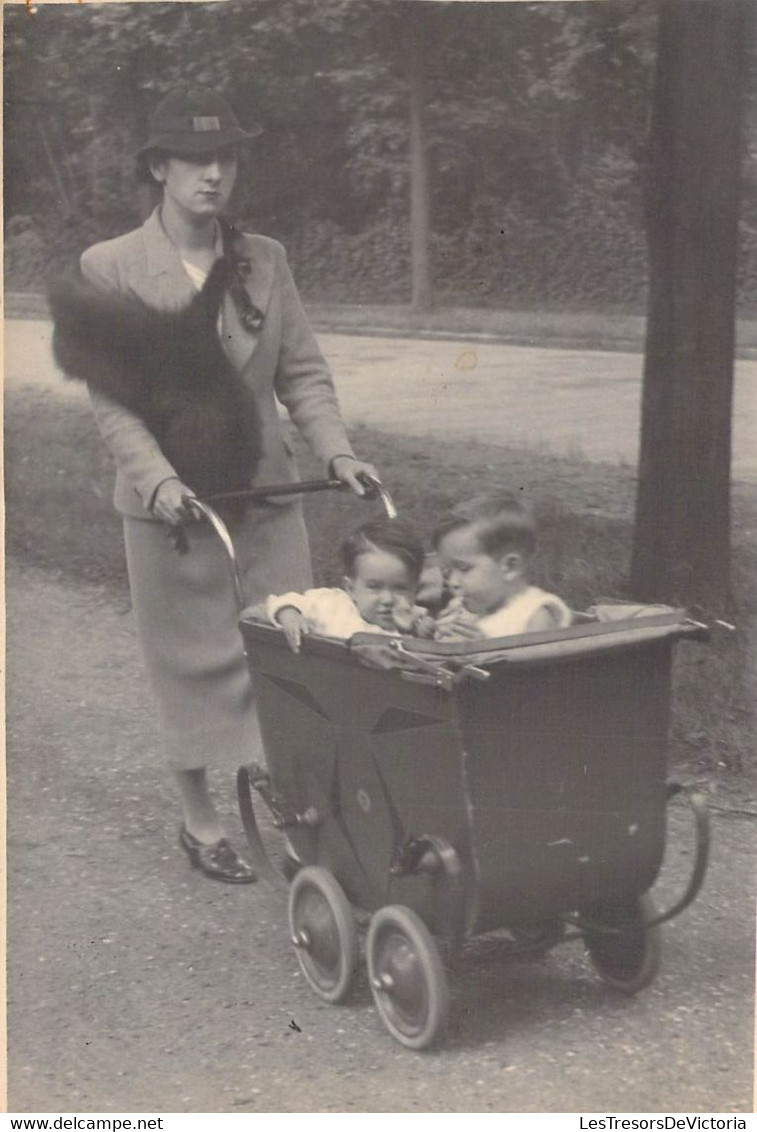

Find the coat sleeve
[[271, 245, 356, 468], [80, 245, 180, 510]]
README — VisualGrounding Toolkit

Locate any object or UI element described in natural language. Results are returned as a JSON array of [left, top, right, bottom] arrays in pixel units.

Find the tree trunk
[[630, 0, 749, 615], [37, 121, 72, 216], [407, 21, 432, 311]]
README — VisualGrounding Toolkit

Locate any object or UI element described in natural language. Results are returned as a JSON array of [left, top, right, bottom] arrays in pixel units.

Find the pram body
[[186, 484, 710, 1050], [238, 610, 709, 1048]]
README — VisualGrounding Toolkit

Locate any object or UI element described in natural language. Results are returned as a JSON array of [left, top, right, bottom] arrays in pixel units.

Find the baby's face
[[436, 525, 511, 616], [345, 549, 416, 631]]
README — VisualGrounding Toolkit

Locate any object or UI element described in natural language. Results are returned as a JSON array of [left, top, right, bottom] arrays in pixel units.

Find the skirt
[[124, 501, 312, 771]]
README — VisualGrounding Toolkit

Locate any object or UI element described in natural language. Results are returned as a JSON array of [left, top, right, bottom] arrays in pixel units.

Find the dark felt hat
[[136, 87, 261, 169]]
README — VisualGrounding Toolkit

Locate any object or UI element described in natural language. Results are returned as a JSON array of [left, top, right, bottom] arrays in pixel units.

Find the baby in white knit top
[[431, 492, 572, 641], [267, 519, 434, 651]]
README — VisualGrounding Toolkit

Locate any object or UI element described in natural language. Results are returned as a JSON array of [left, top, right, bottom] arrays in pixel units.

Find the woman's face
[[151, 148, 238, 220]]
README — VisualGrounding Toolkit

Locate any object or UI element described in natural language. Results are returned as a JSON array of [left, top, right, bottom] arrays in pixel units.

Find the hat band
[[156, 114, 233, 134], [192, 116, 221, 132]]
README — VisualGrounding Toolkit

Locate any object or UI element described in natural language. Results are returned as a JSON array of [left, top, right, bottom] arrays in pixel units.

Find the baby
[[431, 492, 572, 640], [266, 519, 434, 651]]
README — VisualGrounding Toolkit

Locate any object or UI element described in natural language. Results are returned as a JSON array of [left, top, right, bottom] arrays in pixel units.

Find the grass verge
[[6, 386, 756, 788]]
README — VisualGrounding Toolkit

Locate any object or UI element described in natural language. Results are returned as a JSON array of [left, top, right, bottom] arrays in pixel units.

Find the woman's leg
[[174, 768, 225, 844], [175, 766, 256, 882], [122, 517, 262, 880]]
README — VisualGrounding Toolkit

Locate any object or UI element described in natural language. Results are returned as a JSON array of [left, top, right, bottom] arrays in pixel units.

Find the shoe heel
[[179, 827, 201, 868]]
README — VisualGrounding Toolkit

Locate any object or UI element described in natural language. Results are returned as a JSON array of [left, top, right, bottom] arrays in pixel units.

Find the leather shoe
[[179, 826, 257, 884]]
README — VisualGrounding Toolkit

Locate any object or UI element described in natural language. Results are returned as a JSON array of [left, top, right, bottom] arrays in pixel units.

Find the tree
[[8, 0, 736, 313], [405, 3, 433, 310], [630, 0, 750, 614]]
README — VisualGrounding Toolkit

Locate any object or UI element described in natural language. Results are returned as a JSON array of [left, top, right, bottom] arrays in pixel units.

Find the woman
[[69, 87, 379, 882]]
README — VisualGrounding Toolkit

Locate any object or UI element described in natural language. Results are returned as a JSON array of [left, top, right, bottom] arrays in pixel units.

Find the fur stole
[[48, 257, 262, 513]]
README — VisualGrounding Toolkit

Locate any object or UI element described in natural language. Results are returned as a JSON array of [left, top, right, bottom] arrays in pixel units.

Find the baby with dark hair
[[431, 492, 572, 640], [266, 519, 434, 650]]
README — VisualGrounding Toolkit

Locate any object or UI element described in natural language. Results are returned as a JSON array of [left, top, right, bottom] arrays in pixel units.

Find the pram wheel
[[584, 892, 661, 994], [367, 905, 449, 1050], [288, 867, 358, 1004]]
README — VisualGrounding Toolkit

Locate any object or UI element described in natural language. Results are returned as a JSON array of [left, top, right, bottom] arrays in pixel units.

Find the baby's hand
[[391, 596, 417, 634], [276, 607, 308, 652], [412, 611, 437, 639], [390, 599, 436, 639], [434, 599, 485, 641]]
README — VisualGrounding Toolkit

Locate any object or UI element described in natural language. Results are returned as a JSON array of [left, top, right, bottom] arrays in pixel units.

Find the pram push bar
[[203, 472, 397, 519]]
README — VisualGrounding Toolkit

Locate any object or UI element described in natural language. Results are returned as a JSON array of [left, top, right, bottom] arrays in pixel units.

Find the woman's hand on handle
[[152, 477, 197, 525], [330, 455, 381, 498]]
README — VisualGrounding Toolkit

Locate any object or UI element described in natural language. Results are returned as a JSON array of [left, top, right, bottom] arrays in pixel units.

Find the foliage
[[4, 0, 756, 311]]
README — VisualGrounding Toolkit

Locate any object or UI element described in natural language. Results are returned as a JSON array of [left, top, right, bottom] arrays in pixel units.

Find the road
[[6, 319, 757, 480], [6, 562, 755, 1113]]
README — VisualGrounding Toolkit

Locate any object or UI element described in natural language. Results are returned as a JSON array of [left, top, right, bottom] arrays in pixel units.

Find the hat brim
[[136, 122, 262, 163]]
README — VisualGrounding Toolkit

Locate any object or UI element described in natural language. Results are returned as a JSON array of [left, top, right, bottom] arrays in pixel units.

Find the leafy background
[[5, 0, 757, 311]]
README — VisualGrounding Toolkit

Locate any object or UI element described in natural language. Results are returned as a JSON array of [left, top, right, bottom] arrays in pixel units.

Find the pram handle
[[202, 472, 397, 519], [186, 498, 247, 612]]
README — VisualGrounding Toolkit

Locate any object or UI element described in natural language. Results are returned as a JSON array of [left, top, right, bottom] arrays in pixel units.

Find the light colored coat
[[80, 206, 355, 517], [79, 208, 356, 769]]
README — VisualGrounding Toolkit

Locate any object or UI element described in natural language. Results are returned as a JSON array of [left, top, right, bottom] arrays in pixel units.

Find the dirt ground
[[6, 560, 755, 1113]]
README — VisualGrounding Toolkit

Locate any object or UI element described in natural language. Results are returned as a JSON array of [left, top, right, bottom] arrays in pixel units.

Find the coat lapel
[[137, 208, 276, 371], [139, 207, 196, 310], [220, 233, 276, 371]]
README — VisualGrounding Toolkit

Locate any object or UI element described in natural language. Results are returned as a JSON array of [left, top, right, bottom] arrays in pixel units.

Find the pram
[[190, 481, 710, 1050]]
